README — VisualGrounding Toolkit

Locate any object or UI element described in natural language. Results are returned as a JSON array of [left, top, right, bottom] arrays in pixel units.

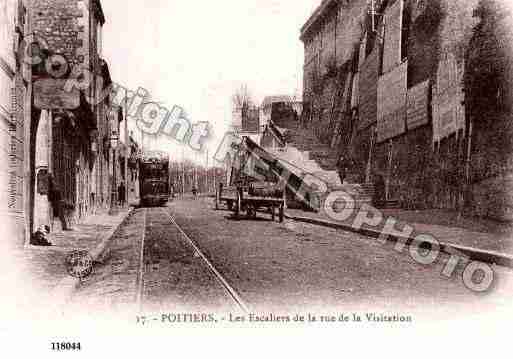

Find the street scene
[[1, 0, 513, 343], [64, 197, 512, 322]]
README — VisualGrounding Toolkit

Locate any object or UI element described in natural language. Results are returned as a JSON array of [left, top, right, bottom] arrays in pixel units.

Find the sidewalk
[[285, 207, 513, 267], [13, 207, 134, 306]]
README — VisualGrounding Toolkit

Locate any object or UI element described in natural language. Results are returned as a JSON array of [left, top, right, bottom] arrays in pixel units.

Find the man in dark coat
[[118, 181, 126, 207], [373, 174, 386, 208], [48, 174, 71, 231], [336, 155, 348, 184]]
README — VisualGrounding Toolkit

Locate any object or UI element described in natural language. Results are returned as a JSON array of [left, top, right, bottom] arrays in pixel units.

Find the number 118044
[[51, 342, 81, 351]]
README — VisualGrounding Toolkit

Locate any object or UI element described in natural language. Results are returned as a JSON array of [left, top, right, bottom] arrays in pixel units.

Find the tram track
[[161, 208, 250, 313], [135, 208, 147, 312], [135, 206, 250, 314]]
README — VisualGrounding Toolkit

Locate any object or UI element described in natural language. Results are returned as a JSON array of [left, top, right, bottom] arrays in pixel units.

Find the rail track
[[135, 207, 249, 314]]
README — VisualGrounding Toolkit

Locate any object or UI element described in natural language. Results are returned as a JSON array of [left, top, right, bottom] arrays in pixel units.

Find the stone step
[[377, 199, 401, 209], [330, 184, 374, 197], [310, 149, 335, 155], [312, 171, 341, 187], [332, 200, 373, 212], [290, 183, 374, 212]]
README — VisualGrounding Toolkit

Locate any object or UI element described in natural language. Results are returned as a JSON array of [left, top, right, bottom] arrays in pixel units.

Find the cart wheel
[[279, 203, 284, 223], [271, 205, 275, 222]]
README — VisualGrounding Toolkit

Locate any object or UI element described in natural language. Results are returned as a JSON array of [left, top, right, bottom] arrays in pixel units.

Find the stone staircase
[[273, 124, 375, 212]]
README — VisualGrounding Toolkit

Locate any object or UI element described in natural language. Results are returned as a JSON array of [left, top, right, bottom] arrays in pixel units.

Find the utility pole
[[181, 147, 185, 196], [194, 151, 198, 191], [205, 149, 209, 193], [386, 139, 393, 201], [124, 95, 128, 207], [214, 166, 217, 194], [109, 109, 119, 215], [366, 127, 376, 184], [371, 0, 376, 32]]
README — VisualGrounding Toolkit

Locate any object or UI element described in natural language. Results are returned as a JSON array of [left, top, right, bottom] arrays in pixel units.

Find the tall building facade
[[1, 0, 30, 247], [28, 0, 117, 235], [300, 0, 513, 220]]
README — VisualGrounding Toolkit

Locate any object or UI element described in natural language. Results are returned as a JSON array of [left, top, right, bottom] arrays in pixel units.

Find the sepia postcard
[[1, 0, 512, 356]]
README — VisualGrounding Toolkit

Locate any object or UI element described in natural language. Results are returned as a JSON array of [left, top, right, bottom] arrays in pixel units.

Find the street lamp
[[109, 133, 119, 215]]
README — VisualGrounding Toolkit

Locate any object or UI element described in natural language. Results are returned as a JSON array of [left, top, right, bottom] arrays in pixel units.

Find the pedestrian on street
[[90, 191, 96, 214], [336, 154, 348, 184], [192, 186, 198, 199], [118, 181, 126, 207], [373, 174, 386, 208], [30, 225, 52, 246], [48, 174, 71, 231]]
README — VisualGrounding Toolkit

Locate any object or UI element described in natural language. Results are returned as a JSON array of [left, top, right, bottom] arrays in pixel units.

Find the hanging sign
[[406, 80, 430, 130], [432, 54, 465, 142], [377, 61, 407, 143], [433, 86, 465, 142], [382, 0, 404, 73], [358, 46, 379, 131], [34, 79, 80, 110]]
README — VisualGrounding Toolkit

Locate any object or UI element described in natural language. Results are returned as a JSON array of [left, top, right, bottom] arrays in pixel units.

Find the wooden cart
[[215, 183, 285, 222], [215, 183, 237, 211], [215, 137, 285, 223]]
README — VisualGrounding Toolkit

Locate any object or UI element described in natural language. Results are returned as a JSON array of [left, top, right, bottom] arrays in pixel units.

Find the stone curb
[[49, 207, 135, 307], [90, 207, 135, 263], [284, 212, 513, 268]]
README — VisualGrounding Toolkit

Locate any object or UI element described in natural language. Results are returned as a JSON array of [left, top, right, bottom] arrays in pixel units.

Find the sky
[[101, 0, 319, 164]]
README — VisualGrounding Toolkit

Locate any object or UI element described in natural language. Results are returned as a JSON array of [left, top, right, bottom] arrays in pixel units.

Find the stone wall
[[464, 1, 513, 221], [0, 0, 17, 241], [1, 0, 27, 246], [31, 0, 90, 67], [30, 0, 108, 228], [300, 0, 513, 219]]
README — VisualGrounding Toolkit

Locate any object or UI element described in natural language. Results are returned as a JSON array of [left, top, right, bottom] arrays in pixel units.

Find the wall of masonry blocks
[[300, 0, 509, 216], [31, 0, 90, 69]]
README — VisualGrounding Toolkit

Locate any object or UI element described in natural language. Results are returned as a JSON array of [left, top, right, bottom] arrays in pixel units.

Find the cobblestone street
[[59, 198, 513, 322]]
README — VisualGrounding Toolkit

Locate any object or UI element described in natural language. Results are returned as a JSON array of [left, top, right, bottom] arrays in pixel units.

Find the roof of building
[[238, 132, 262, 145], [261, 95, 293, 108], [94, 0, 106, 25], [263, 120, 286, 146], [141, 150, 169, 162], [300, 0, 338, 41]]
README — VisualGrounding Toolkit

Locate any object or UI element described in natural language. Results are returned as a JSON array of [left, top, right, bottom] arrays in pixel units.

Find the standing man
[[118, 181, 126, 207], [90, 191, 96, 215], [336, 154, 348, 184], [170, 183, 175, 199], [48, 174, 71, 231], [373, 173, 386, 208]]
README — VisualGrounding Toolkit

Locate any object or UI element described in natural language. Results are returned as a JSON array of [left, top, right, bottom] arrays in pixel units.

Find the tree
[[465, 0, 513, 127], [232, 84, 254, 111]]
